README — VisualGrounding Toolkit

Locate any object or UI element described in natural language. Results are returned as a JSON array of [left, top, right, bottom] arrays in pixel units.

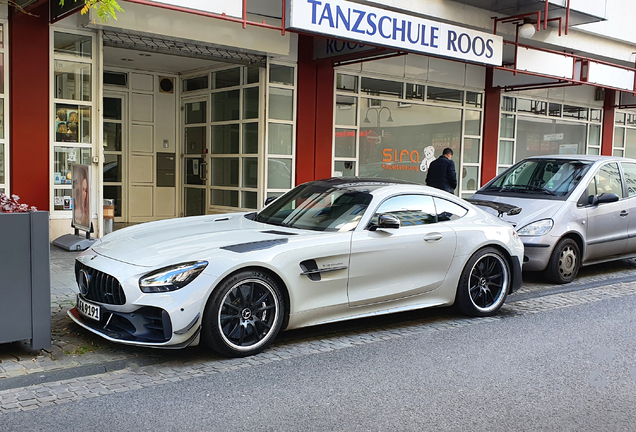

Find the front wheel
[[544, 238, 580, 284], [456, 247, 510, 317], [202, 269, 284, 357]]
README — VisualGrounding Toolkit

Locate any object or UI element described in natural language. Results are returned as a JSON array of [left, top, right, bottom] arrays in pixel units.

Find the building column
[[601, 88, 616, 156], [9, 4, 50, 210], [481, 67, 500, 186], [295, 35, 334, 185]]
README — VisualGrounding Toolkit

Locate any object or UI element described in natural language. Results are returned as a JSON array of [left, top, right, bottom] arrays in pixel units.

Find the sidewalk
[[0, 245, 159, 380]]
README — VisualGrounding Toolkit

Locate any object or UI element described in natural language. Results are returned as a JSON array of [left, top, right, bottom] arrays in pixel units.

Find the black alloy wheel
[[202, 270, 284, 357], [456, 247, 510, 317]]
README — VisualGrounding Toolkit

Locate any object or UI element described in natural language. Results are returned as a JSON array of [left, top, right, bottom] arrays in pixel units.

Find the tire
[[544, 238, 580, 284], [456, 247, 511, 317], [202, 269, 284, 357]]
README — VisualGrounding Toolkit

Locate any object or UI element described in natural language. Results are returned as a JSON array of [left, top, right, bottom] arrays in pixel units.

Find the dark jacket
[[426, 156, 457, 193]]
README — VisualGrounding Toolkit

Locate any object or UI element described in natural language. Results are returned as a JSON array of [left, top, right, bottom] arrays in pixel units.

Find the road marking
[[2, 281, 636, 414]]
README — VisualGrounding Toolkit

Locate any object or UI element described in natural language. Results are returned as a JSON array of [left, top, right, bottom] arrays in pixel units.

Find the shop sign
[[286, 0, 503, 66], [314, 38, 376, 59], [147, 0, 242, 19], [544, 133, 564, 141], [587, 62, 636, 92]]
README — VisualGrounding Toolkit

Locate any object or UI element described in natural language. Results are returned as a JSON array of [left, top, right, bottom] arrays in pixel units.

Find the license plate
[[77, 295, 101, 321]]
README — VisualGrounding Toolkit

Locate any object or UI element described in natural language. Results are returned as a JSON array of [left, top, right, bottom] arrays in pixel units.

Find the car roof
[[522, 154, 636, 163], [312, 177, 420, 188]]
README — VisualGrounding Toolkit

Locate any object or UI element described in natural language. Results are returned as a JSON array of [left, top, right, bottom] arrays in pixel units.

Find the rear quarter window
[[434, 198, 468, 221]]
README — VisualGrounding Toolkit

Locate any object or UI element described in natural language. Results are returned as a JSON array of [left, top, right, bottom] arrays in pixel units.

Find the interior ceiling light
[[519, 22, 536, 39]]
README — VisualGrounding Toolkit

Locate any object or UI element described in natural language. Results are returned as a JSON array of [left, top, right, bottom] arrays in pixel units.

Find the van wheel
[[544, 238, 580, 284]]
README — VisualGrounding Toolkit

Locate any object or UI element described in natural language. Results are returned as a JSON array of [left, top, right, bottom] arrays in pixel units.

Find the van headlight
[[139, 261, 208, 293], [517, 219, 553, 236]]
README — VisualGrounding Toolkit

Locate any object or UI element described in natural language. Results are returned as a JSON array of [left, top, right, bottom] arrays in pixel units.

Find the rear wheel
[[544, 238, 580, 284], [202, 269, 284, 357], [456, 247, 510, 317]]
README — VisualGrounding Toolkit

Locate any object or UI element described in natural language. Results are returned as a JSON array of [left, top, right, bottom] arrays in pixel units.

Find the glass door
[[103, 93, 126, 221], [183, 98, 209, 216]]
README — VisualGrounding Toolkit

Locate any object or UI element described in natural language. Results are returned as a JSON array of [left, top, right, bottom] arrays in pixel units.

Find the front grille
[[75, 260, 126, 305]]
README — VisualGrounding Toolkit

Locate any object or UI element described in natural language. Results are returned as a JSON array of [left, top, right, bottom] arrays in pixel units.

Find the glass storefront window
[[591, 109, 602, 123], [269, 65, 294, 86], [588, 147, 600, 155], [361, 77, 402, 98], [0, 100, 4, 140], [185, 126, 206, 154], [563, 105, 588, 120], [427, 86, 463, 105], [515, 117, 587, 160], [243, 87, 259, 119], [54, 61, 91, 101], [185, 101, 206, 124], [268, 158, 292, 189], [465, 110, 481, 136], [502, 96, 516, 112], [615, 112, 626, 125], [245, 66, 260, 85], [53, 188, 73, 211], [242, 191, 258, 209], [103, 123, 122, 151], [212, 68, 240, 89], [334, 161, 355, 177], [54, 32, 92, 58], [269, 88, 294, 121], [589, 125, 601, 148], [0, 143, 3, 184], [466, 92, 483, 108], [463, 138, 480, 163], [462, 166, 479, 191], [499, 140, 514, 165], [518, 99, 546, 115], [211, 124, 239, 154], [242, 158, 258, 188], [183, 75, 208, 92], [548, 103, 561, 117], [103, 154, 121, 182], [243, 123, 259, 154], [211, 90, 240, 122], [0, 54, 4, 94], [336, 95, 357, 126], [211, 189, 239, 207], [55, 104, 91, 143], [103, 97, 122, 120], [625, 129, 636, 159], [615, 127, 625, 148], [500, 114, 515, 139], [268, 123, 292, 155], [211, 158, 239, 187], [406, 84, 424, 101], [336, 74, 358, 93], [53, 147, 91, 186], [335, 129, 356, 158]]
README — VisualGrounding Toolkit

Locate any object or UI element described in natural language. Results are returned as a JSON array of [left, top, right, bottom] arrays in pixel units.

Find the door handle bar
[[424, 233, 443, 242]]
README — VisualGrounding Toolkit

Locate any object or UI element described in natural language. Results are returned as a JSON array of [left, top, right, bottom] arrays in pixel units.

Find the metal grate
[[75, 260, 127, 306], [102, 31, 267, 66]]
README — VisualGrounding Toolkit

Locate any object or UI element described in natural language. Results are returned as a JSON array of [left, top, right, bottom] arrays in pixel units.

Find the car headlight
[[139, 261, 208, 293], [517, 219, 553, 236]]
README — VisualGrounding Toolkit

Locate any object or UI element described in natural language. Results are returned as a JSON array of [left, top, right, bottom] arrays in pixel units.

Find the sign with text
[[287, 0, 503, 66], [148, 0, 242, 18]]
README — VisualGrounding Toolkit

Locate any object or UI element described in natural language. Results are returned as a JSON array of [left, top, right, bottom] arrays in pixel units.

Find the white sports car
[[69, 178, 524, 357]]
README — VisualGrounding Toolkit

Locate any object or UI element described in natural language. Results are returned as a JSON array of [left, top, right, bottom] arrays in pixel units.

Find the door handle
[[200, 162, 208, 182], [620, 210, 629, 217], [424, 233, 443, 242]]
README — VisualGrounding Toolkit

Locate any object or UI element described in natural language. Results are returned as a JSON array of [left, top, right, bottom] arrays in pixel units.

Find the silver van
[[470, 155, 636, 283]]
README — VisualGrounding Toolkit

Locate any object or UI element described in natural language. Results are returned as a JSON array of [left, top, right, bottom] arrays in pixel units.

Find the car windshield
[[254, 183, 373, 232], [484, 159, 592, 197]]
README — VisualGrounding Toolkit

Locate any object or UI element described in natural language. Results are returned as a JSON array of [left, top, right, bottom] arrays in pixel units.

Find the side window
[[371, 195, 437, 227], [621, 162, 636, 197], [578, 177, 597, 206], [595, 163, 623, 198], [434, 197, 467, 221]]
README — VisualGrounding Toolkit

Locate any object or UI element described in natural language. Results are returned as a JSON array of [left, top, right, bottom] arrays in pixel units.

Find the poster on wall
[[72, 164, 91, 232]]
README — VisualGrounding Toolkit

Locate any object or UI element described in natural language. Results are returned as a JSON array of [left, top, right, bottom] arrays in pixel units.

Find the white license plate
[[77, 295, 101, 321]]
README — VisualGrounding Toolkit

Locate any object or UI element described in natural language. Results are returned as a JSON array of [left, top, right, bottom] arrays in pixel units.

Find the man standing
[[426, 148, 457, 194]]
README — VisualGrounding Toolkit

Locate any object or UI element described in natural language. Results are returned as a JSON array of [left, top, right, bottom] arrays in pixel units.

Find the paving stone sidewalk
[[0, 245, 156, 380]]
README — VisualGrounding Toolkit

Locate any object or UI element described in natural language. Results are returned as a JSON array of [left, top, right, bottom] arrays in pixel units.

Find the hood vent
[[261, 230, 298, 236]]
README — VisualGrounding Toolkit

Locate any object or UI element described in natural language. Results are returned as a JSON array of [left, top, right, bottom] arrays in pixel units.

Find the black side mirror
[[593, 193, 620, 206], [264, 196, 278, 206], [371, 213, 400, 231]]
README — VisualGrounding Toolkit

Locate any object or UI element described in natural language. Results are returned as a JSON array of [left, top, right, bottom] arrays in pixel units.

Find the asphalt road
[[3, 286, 636, 431]]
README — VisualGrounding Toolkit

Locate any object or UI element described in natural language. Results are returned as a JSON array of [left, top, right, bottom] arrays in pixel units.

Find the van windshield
[[484, 159, 592, 197]]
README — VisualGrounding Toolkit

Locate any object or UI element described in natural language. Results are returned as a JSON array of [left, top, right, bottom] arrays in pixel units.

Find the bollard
[[103, 199, 115, 235]]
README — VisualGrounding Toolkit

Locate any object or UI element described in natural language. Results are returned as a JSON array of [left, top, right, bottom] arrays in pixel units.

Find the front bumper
[[510, 256, 523, 293], [521, 236, 557, 272]]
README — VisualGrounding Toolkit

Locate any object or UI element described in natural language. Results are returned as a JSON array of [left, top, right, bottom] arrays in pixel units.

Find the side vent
[[300, 260, 321, 281], [159, 77, 175, 94]]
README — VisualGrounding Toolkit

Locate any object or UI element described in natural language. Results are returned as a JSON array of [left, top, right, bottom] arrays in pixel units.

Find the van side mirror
[[593, 193, 620, 205]]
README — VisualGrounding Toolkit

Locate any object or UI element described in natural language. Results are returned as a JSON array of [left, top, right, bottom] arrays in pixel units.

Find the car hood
[[469, 193, 564, 229], [92, 213, 311, 267]]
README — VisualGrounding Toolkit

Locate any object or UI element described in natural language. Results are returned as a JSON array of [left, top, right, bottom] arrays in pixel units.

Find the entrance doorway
[[183, 96, 209, 216]]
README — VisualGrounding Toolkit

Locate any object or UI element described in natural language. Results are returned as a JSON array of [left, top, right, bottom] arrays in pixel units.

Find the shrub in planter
[[0, 193, 38, 213]]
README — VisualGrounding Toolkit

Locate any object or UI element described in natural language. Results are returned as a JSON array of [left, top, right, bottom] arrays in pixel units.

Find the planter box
[[0, 211, 51, 349]]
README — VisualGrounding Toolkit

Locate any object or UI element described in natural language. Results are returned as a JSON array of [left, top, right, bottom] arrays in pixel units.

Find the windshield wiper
[[524, 185, 556, 195]]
